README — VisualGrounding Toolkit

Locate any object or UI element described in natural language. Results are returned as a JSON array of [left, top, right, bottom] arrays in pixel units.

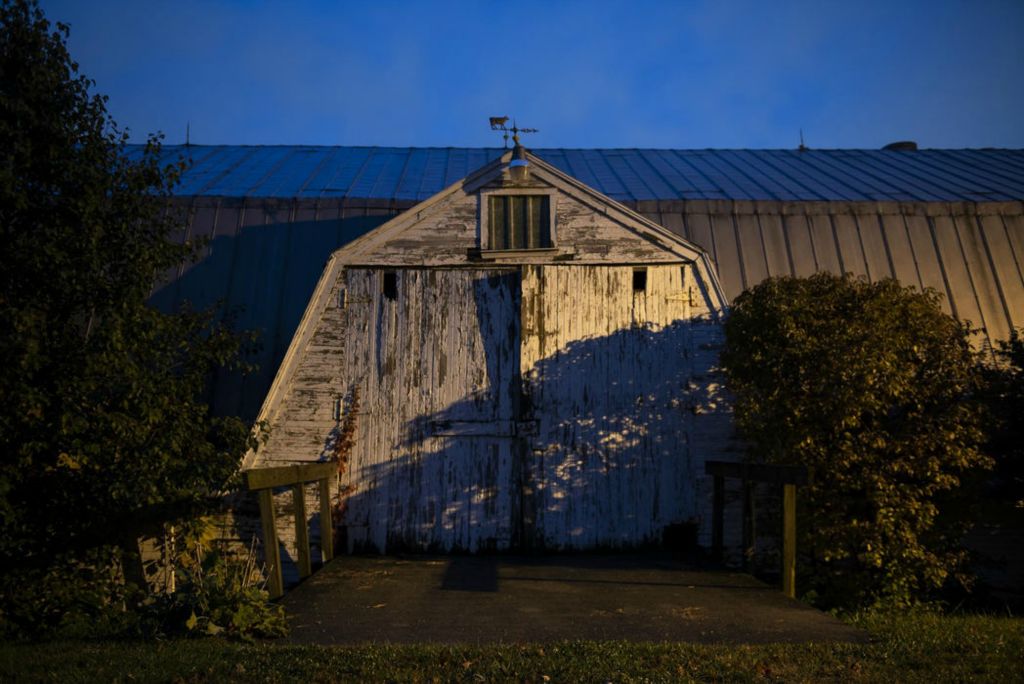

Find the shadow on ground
[[280, 554, 868, 645]]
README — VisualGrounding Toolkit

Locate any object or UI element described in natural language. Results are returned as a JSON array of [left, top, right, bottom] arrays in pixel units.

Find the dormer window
[[488, 195, 550, 250], [481, 190, 556, 252]]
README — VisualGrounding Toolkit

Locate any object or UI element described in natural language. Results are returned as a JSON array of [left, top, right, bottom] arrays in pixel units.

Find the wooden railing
[[705, 460, 810, 599], [243, 462, 337, 599]]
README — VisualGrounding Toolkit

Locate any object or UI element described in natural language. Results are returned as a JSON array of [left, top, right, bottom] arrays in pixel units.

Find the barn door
[[517, 264, 698, 549], [339, 267, 523, 553]]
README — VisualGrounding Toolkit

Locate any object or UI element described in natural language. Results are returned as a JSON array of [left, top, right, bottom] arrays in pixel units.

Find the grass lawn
[[1, 610, 1021, 682]]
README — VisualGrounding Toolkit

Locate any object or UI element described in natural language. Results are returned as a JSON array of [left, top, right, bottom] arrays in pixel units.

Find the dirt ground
[[280, 554, 868, 644]]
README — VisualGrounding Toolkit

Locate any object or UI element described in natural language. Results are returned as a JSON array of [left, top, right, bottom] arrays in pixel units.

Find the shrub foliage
[[721, 273, 990, 608], [0, 0, 258, 636], [980, 330, 1024, 520]]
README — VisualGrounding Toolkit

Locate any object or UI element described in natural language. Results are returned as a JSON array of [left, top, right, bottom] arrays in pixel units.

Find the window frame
[[478, 188, 558, 253]]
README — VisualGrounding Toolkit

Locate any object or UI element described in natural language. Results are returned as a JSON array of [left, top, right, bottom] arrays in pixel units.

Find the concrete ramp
[[281, 555, 868, 644]]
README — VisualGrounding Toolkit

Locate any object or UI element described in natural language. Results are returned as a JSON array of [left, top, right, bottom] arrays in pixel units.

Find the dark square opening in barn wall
[[488, 195, 551, 250], [382, 270, 398, 300], [633, 267, 647, 292]]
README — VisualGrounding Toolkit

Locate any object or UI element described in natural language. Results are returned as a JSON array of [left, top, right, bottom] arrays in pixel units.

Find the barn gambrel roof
[[142, 145, 1024, 420], [137, 145, 1024, 202]]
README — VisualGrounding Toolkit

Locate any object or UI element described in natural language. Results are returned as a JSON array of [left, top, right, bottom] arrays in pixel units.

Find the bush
[[980, 329, 1024, 521], [154, 528, 288, 641], [0, 546, 142, 640], [0, 527, 287, 642], [721, 273, 991, 609]]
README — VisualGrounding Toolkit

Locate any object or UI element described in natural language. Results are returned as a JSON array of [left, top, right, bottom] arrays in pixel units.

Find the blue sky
[[40, 0, 1024, 149]]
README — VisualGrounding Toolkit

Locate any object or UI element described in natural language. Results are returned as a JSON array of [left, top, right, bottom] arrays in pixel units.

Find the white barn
[[145, 143, 1024, 567], [243, 147, 732, 553]]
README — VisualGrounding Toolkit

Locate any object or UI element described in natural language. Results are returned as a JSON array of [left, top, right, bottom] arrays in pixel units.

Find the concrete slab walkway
[[281, 555, 868, 644]]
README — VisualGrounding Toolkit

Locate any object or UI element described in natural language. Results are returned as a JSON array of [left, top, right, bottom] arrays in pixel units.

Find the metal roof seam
[[193, 146, 255, 196], [562, 150, 604, 198], [753, 213, 784, 278], [626, 151, 682, 200], [901, 151, 1016, 200], [598, 151, 648, 201], [897, 213, 928, 292], [703, 151, 777, 201], [148, 146, 1024, 203], [336, 147, 376, 201], [655, 149, 722, 198], [246, 147, 302, 197], [717, 151, 790, 202], [294, 146, 339, 198], [759, 150, 857, 202], [873, 213, 899, 281], [851, 212, 878, 281], [827, 214, 848, 274], [642, 150, 699, 198], [833, 152, 935, 202], [808, 150, 916, 202], [924, 215, 961, 319], [580, 149, 628, 198], [951, 214, 997, 348], [960, 214, 1009, 344], [730, 211, 751, 290], [968, 149, 1024, 177], [934, 150, 1024, 196], [868, 151, 988, 202], [672, 150, 747, 200]]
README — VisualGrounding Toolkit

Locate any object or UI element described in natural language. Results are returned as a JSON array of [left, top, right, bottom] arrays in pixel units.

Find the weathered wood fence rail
[[705, 460, 810, 599], [243, 462, 337, 599]]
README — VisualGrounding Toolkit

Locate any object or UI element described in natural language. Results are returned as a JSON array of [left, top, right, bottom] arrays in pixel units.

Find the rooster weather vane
[[489, 116, 538, 149]]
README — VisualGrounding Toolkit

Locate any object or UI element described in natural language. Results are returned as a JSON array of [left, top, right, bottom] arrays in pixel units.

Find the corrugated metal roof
[[132, 145, 1024, 203]]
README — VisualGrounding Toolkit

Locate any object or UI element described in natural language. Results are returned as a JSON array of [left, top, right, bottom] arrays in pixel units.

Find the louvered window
[[487, 195, 552, 250]]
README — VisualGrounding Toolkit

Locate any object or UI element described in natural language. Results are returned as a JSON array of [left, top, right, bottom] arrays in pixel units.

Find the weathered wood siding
[[517, 264, 728, 549], [255, 260, 733, 554], [154, 196, 1024, 420], [345, 185, 691, 266], [337, 267, 522, 552], [246, 163, 734, 557]]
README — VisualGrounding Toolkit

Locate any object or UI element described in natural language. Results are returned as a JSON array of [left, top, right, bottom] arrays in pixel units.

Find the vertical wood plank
[[712, 475, 724, 562], [258, 489, 283, 599], [319, 477, 334, 563], [292, 484, 311, 579], [782, 483, 797, 599]]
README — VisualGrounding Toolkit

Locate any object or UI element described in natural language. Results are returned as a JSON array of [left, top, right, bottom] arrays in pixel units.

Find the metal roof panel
[[142, 145, 1024, 202]]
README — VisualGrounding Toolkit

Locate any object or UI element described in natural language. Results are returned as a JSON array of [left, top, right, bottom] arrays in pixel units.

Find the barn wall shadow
[[148, 215, 390, 420], [329, 274, 729, 557]]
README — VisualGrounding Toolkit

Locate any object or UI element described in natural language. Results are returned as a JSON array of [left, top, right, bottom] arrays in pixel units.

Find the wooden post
[[705, 460, 809, 597], [742, 479, 756, 572], [258, 489, 283, 599], [292, 483, 312, 579], [711, 474, 724, 562], [782, 483, 797, 599], [245, 462, 338, 597], [319, 476, 334, 563]]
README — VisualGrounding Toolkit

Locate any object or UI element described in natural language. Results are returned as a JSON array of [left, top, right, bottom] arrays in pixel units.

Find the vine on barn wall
[[329, 387, 360, 549]]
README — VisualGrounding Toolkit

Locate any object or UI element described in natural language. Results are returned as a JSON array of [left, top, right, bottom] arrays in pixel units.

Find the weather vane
[[489, 116, 538, 149]]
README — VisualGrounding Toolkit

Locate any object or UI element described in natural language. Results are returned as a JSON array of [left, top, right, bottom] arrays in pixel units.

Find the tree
[[0, 0, 253, 632], [720, 273, 990, 609]]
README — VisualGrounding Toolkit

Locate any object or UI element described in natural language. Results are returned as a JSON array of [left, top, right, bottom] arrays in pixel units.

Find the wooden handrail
[[705, 460, 810, 599], [243, 461, 337, 599]]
